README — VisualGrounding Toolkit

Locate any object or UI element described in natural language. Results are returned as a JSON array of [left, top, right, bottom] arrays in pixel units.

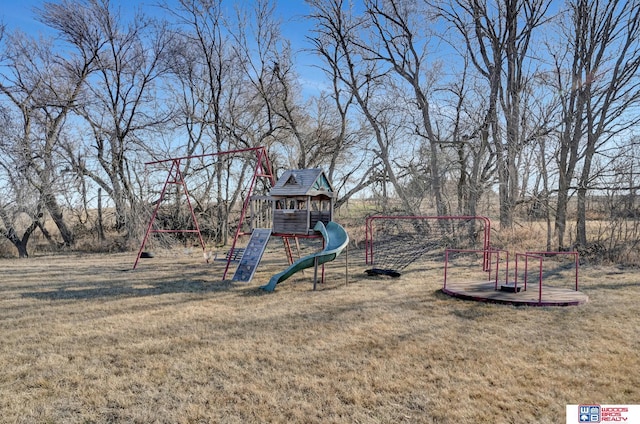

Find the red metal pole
[[144, 146, 267, 166], [362, 215, 377, 266], [514, 254, 519, 290], [523, 254, 528, 293], [443, 248, 503, 290], [493, 250, 499, 290], [443, 249, 449, 289], [503, 250, 509, 286], [223, 148, 273, 279], [526, 251, 580, 293], [133, 159, 180, 269], [518, 253, 544, 299], [574, 252, 579, 291], [481, 216, 491, 271], [538, 257, 544, 303], [176, 162, 206, 254]]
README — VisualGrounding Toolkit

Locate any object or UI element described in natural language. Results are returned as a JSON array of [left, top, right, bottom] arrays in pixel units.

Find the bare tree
[[303, 92, 378, 209], [308, 0, 424, 214], [51, 0, 172, 240], [163, 0, 293, 244], [437, 52, 496, 216], [0, 4, 103, 252], [162, 0, 238, 245], [0, 24, 40, 258], [437, 0, 552, 227], [214, 0, 377, 215], [551, 0, 640, 248], [237, 1, 307, 167], [360, 0, 450, 216], [0, 155, 46, 257]]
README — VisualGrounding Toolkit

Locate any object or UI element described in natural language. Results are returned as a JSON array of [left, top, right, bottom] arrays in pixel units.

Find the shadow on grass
[[451, 303, 506, 320], [583, 281, 639, 291], [21, 278, 236, 301], [237, 286, 272, 297]]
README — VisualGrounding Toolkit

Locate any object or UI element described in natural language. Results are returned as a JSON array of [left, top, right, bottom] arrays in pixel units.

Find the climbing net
[[364, 215, 491, 276]]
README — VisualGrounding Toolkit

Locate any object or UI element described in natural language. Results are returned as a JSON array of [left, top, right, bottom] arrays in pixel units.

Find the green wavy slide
[[260, 221, 349, 292]]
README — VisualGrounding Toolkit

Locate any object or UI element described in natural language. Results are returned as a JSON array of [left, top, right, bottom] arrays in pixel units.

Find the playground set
[[133, 147, 348, 292], [132, 147, 585, 304], [365, 215, 588, 306]]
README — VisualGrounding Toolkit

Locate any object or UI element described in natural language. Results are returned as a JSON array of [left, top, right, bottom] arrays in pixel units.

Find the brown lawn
[[0, 242, 638, 423]]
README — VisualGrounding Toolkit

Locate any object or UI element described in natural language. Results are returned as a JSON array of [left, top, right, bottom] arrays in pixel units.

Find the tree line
[[1, 0, 639, 258]]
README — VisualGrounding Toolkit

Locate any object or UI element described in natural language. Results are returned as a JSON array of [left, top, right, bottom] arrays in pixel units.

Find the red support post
[[133, 159, 206, 269], [443, 248, 505, 291], [223, 147, 274, 279], [134, 146, 275, 275], [526, 251, 580, 292]]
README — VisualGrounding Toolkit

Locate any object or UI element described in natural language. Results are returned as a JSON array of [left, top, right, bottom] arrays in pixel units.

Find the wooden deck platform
[[442, 280, 588, 306]]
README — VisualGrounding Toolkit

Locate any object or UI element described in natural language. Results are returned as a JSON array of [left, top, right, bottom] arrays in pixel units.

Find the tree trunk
[[555, 189, 569, 249], [97, 188, 105, 241], [1, 218, 39, 258], [576, 132, 598, 246], [497, 145, 513, 227], [42, 192, 74, 247]]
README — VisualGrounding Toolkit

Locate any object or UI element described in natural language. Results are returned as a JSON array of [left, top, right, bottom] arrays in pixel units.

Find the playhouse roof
[[270, 168, 335, 198]]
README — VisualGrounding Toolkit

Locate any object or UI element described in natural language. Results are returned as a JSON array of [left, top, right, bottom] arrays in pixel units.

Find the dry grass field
[[0, 240, 639, 423]]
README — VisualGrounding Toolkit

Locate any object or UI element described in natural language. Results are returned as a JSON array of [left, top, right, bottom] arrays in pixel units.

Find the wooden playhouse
[[267, 168, 335, 235]]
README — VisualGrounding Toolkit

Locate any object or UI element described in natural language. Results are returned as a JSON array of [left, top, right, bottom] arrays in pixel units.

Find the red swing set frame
[[132, 146, 275, 274]]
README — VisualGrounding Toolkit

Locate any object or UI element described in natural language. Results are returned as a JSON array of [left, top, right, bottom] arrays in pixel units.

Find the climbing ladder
[[232, 228, 272, 282]]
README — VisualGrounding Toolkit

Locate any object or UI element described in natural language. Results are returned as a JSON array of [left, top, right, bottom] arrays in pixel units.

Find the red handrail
[[515, 253, 543, 302], [526, 251, 580, 291], [444, 248, 507, 290]]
